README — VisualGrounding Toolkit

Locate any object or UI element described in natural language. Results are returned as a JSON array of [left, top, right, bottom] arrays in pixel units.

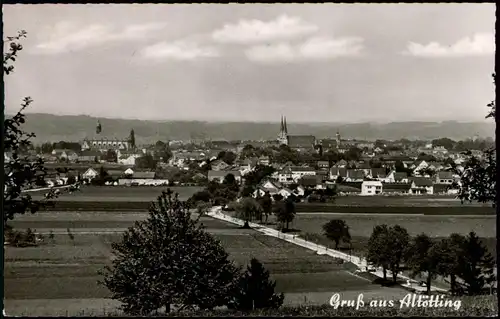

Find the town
[[12, 116, 492, 199]]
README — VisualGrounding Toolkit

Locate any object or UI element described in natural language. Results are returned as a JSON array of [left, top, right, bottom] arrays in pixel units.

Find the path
[[206, 206, 448, 294]]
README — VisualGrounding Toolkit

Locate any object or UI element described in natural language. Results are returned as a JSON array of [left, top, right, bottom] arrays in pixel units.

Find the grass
[[30, 185, 204, 202], [6, 213, 412, 316], [279, 213, 496, 238]]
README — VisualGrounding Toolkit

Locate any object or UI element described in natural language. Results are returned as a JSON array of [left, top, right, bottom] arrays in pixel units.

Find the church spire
[[96, 120, 102, 134], [280, 115, 284, 133], [284, 116, 288, 134]]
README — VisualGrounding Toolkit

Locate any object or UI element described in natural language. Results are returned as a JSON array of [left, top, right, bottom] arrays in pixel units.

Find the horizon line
[[13, 112, 492, 125]]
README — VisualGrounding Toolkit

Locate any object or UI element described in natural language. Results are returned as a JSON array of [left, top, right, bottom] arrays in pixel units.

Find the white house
[[361, 181, 383, 196], [118, 154, 141, 166], [410, 177, 434, 195], [124, 168, 134, 175], [278, 188, 294, 198], [82, 167, 98, 180], [382, 170, 409, 183], [435, 171, 454, 184], [289, 166, 316, 182], [294, 185, 306, 196]]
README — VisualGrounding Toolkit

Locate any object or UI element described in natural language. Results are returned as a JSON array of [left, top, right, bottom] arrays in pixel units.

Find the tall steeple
[[284, 116, 288, 134], [280, 115, 284, 133]]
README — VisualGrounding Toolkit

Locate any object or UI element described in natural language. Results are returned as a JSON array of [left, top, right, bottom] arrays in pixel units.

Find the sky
[[3, 3, 496, 123]]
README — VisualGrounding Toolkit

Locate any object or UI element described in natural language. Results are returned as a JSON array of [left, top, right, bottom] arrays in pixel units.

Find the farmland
[[7, 186, 496, 316], [5, 211, 410, 316], [26, 186, 495, 215]]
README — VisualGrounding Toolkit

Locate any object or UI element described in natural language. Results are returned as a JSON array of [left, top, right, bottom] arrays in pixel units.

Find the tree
[[258, 191, 273, 224], [387, 225, 410, 283], [367, 225, 391, 280], [154, 141, 172, 163], [458, 73, 496, 207], [244, 165, 276, 188], [105, 149, 117, 163], [322, 219, 351, 249], [235, 197, 262, 229], [431, 138, 456, 150], [136, 153, 157, 170], [456, 232, 496, 296], [3, 31, 80, 226], [275, 197, 296, 232], [217, 151, 237, 165], [406, 234, 441, 295], [229, 258, 284, 311], [434, 234, 466, 296], [367, 224, 409, 282], [100, 190, 240, 315]]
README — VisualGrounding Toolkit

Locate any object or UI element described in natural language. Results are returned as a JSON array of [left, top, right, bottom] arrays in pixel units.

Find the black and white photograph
[[2, 3, 497, 317]]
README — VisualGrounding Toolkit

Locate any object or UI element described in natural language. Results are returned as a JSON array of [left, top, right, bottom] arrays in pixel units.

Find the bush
[[229, 258, 284, 311]]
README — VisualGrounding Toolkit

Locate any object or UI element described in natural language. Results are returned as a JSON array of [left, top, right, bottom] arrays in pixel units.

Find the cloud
[[140, 40, 220, 61], [402, 33, 495, 57], [212, 14, 319, 44], [245, 36, 365, 63], [33, 21, 167, 54]]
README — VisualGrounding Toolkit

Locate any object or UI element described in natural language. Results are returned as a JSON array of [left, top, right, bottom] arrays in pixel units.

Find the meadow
[[4, 211, 410, 316], [27, 186, 495, 215]]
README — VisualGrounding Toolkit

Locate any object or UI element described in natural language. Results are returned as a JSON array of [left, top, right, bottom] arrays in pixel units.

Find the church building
[[277, 116, 316, 150], [81, 120, 135, 152]]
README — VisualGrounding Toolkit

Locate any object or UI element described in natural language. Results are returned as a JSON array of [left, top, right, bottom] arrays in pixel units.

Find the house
[[207, 170, 242, 183], [382, 183, 412, 195], [278, 188, 294, 198], [78, 150, 102, 163], [361, 181, 383, 196], [345, 169, 365, 182], [435, 171, 454, 184], [427, 161, 444, 172], [413, 160, 429, 175], [369, 168, 387, 179], [290, 166, 316, 182], [383, 171, 409, 183], [410, 177, 434, 195], [210, 160, 230, 171], [258, 156, 270, 166], [333, 159, 348, 168], [315, 170, 329, 181], [317, 160, 330, 169], [107, 170, 124, 179], [294, 185, 306, 196], [132, 172, 156, 179], [124, 168, 134, 176], [259, 179, 283, 193], [298, 175, 325, 189], [118, 153, 141, 166], [329, 167, 347, 181], [82, 167, 99, 180]]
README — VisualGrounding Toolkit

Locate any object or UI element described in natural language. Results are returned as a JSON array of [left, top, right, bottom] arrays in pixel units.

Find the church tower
[[336, 130, 341, 147], [277, 115, 289, 145]]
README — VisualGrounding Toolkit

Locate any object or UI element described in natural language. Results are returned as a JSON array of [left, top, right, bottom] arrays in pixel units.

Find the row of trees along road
[[366, 224, 495, 296]]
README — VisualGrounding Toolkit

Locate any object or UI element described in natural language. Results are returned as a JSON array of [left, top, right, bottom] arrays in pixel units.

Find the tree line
[[365, 224, 495, 296]]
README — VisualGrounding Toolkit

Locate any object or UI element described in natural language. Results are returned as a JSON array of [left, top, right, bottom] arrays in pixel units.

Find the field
[[28, 186, 203, 202], [5, 211, 410, 316], [27, 186, 495, 215]]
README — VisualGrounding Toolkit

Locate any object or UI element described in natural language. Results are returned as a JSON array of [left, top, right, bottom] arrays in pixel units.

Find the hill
[[16, 113, 495, 144]]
